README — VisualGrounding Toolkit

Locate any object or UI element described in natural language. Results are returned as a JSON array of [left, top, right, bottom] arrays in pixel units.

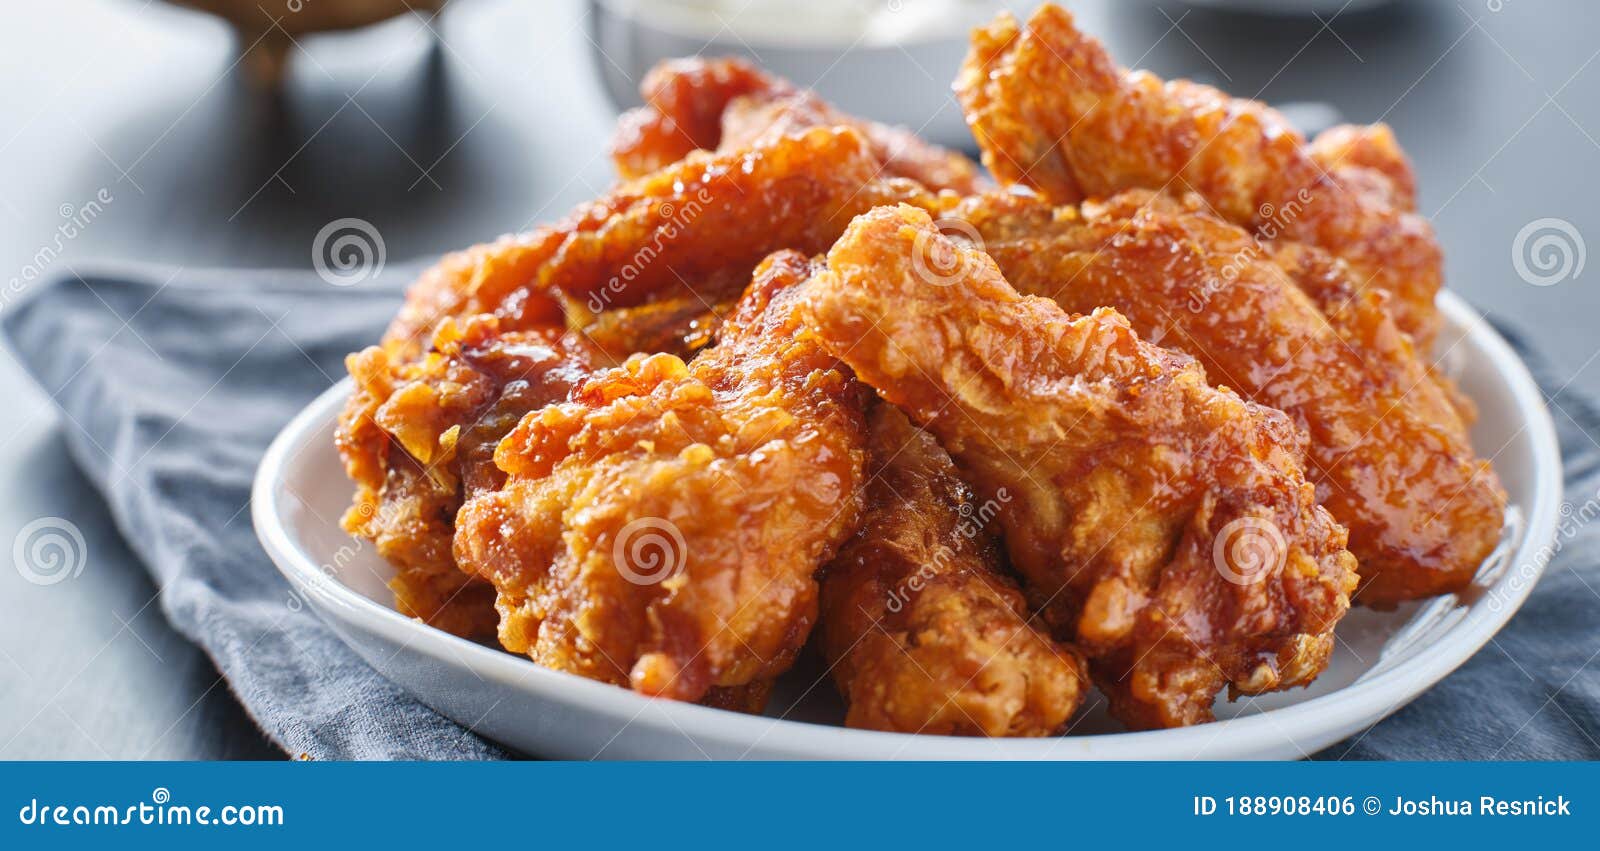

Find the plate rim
[[252, 291, 1563, 759]]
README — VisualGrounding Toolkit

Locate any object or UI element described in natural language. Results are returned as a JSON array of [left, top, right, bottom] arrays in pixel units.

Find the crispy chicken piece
[[567, 288, 735, 367], [819, 404, 1087, 736], [341, 128, 921, 644], [956, 4, 1444, 347], [382, 238, 569, 365], [454, 251, 871, 703], [1310, 124, 1417, 211], [340, 305, 792, 712], [951, 189, 1505, 605], [612, 56, 989, 193], [337, 317, 600, 638], [802, 205, 1357, 729], [1267, 233, 1476, 425], [384, 126, 933, 363], [339, 287, 755, 640], [610, 55, 774, 177]]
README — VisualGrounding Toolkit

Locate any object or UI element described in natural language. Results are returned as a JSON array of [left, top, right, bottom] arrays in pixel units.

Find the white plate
[[252, 292, 1561, 759]]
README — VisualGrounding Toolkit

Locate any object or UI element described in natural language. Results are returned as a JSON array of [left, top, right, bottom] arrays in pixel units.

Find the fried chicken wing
[[956, 4, 1444, 346], [340, 127, 929, 645], [610, 56, 775, 177], [612, 56, 989, 193], [337, 317, 600, 637], [819, 404, 1087, 736], [1310, 124, 1417, 211], [802, 204, 1357, 728], [384, 126, 933, 364], [950, 189, 1505, 605], [454, 250, 871, 702], [381, 237, 569, 364]]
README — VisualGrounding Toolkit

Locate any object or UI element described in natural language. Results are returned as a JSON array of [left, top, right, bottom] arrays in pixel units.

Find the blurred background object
[[1180, 0, 1395, 14], [167, 0, 446, 86], [591, 0, 1004, 147]]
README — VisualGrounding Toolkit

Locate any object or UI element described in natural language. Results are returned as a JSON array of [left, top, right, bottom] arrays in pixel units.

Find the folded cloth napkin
[[3, 265, 1597, 760], [2, 264, 507, 760]]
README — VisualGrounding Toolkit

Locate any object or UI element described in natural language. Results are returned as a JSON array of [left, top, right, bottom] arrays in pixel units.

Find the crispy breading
[[336, 317, 599, 638], [610, 56, 775, 177], [819, 404, 1088, 736], [950, 188, 1505, 605], [381, 236, 570, 365], [383, 126, 932, 364], [340, 126, 930, 644], [802, 205, 1357, 728], [1310, 123, 1417, 211], [956, 4, 1444, 346], [454, 251, 871, 702], [612, 56, 988, 193], [566, 288, 734, 368]]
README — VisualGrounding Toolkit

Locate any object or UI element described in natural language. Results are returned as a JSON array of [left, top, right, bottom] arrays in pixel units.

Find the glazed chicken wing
[[567, 288, 734, 367], [950, 189, 1505, 605], [454, 250, 871, 702], [956, 4, 1444, 346], [802, 205, 1357, 728], [609, 55, 774, 177], [337, 317, 600, 638], [340, 127, 926, 644], [383, 126, 932, 364], [612, 56, 989, 193], [819, 404, 1088, 736]]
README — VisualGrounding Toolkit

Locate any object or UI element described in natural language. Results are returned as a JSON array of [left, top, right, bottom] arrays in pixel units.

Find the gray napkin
[[2, 265, 507, 760], [2, 265, 1595, 760]]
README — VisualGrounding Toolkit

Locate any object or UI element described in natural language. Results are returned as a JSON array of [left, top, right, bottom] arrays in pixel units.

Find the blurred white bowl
[[1180, 0, 1395, 13], [587, 0, 1002, 150]]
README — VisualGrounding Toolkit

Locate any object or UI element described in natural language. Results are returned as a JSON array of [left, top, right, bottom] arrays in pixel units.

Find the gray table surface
[[1, 0, 1596, 759]]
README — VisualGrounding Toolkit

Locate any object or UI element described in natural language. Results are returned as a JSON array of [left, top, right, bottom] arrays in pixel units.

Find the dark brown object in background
[[168, 0, 446, 86]]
